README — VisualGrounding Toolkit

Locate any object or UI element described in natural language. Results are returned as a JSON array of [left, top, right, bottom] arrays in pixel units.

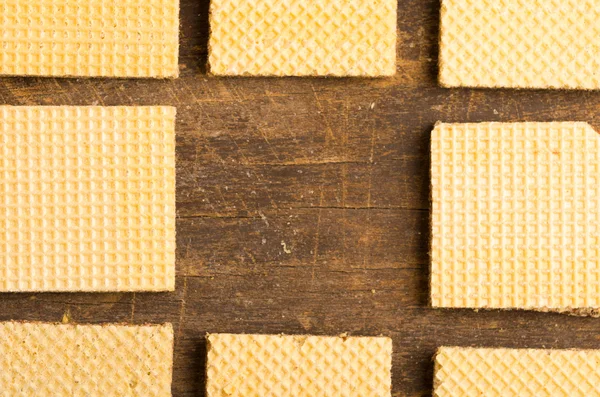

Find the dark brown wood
[[2, 1, 600, 395]]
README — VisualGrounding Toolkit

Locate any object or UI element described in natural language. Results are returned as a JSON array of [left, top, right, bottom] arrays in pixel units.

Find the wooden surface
[[2, 1, 600, 396]]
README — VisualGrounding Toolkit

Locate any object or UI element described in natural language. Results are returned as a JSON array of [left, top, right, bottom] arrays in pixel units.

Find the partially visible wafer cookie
[[208, 0, 397, 76], [431, 122, 600, 312], [439, 0, 600, 89], [434, 347, 600, 396], [0, 0, 179, 78], [0, 106, 176, 292], [206, 333, 392, 397], [0, 322, 173, 396]]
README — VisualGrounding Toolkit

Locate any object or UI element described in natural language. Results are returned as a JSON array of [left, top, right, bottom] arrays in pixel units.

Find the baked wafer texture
[[439, 0, 600, 89], [0, 0, 179, 78], [206, 333, 392, 397], [0, 106, 176, 292], [0, 322, 173, 396], [208, 0, 397, 76], [434, 347, 600, 397], [431, 122, 600, 312]]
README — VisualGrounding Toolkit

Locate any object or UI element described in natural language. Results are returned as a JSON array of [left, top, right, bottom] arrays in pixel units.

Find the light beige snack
[[431, 122, 600, 312], [439, 0, 600, 89], [206, 333, 392, 397], [0, 106, 176, 292], [434, 346, 600, 397], [208, 0, 397, 76], [0, 322, 173, 396], [0, 0, 179, 78]]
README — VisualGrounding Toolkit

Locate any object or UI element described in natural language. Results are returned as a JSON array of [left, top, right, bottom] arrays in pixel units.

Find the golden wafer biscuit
[[0, 106, 176, 292], [431, 122, 600, 312], [206, 333, 392, 397], [0, 0, 179, 78], [434, 347, 600, 397], [208, 0, 397, 76], [439, 0, 600, 89], [0, 322, 173, 396]]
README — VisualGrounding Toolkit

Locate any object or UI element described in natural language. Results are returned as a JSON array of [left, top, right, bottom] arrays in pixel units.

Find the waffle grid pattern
[[0, 0, 179, 78], [208, 0, 397, 76], [0, 322, 173, 396], [439, 0, 600, 89], [206, 334, 393, 397], [0, 106, 176, 292], [431, 122, 600, 310], [434, 347, 600, 397]]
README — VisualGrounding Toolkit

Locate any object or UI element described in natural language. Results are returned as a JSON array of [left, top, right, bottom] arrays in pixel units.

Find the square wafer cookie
[[434, 347, 600, 397], [439, 0, 600, 89], [431, 122, 600, 312], [0, 322, 173, 396], [208, 0, 397, 76], [0, 0, 179, 78], [206, 333, 392, 397], [0, 106, 176, 292]]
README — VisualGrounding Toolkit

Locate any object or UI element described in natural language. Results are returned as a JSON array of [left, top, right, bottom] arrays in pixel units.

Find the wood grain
[[2, 1, 600, 396]]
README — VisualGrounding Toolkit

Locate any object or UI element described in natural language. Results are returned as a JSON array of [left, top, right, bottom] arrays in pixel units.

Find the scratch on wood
[[249, 170, 280, 210], [184, 237, 192, 259], [130, 292, 136, 322], [297, 205, 419, 211], [466, 90, 475, 120], [235, 191, 250, 211], [117, 83, 136, 105], [240, 96, 284, 162], [311, 187, 325, 282], [176, 277, 188, 341], [363, 107, 378, 270], [215, 185, 229, 208], [247, 159, 368, 166], [167, 80, 184, 105], [177, 213, 261, 219], [342, 98, 349, 208], [89, 83, 106, 106], [367, 112, 377, 208], [257, 126, 282, 162], [310, 83, 336, 143], [226, 131, 250, 165], [181, 79, 201, 104]]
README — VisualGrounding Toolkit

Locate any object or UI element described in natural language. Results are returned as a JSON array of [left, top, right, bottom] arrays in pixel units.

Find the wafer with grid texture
[[434, 347, 600, 396], [439, 0, 600, 89], [0, 106, 176, 292], [0, 0, 179, 78], [206, 333, 392, 397], [208, 0, 397, 76], [0, 322, 173, 396], [431, 122, 600, 312]]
